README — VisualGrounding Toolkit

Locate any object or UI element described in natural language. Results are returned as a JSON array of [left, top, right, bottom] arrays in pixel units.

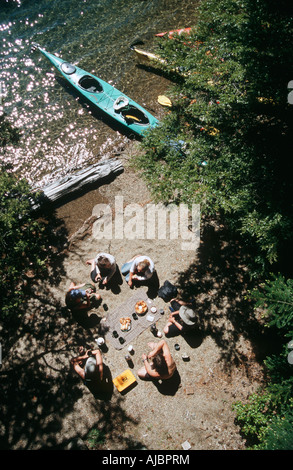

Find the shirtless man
[[137, 339, 176, 380]]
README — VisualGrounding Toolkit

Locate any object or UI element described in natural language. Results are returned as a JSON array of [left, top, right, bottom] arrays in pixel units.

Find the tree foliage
[[0, 168, 46, 319], [0, 113, 20, 149], [133, 0, 293, 449], [135, 0, 293, 276], [259, 412, 293, 450], [252, 275, 293, 334], [0, 115, 66, 327], [234, 274, 293, 448]]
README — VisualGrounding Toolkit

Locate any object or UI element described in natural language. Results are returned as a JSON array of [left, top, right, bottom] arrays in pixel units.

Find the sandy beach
[[1, 143, 269, 451]]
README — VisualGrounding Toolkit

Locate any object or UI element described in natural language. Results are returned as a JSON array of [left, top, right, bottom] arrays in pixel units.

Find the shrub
[[0, 168, 48, 321], [232, 391, 276, 446]]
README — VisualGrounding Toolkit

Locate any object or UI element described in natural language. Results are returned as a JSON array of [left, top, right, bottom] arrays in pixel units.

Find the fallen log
[[31, 158, 124, 210]]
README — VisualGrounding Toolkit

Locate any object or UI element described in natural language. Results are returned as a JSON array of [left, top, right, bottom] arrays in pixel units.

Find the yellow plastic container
[[113, 369, 136, 392]]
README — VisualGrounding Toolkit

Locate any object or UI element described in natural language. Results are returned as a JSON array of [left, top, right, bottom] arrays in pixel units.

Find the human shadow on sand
[[152, 370, 181, 396], [129, 270, 160, 299], [98, 266, 123, 295], [182, 330, 203, 349], [71, 308, 102, 329], [85, 364, 114, 401]]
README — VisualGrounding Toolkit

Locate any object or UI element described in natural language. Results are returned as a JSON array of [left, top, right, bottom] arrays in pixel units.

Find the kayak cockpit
[[121, 106, 150, 125], [113, 96, 149, 125], [78, 75, 103, 93]]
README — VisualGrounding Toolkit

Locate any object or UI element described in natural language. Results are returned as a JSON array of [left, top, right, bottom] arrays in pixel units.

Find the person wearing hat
[[71, 347, 103, 384], [163, 298, 196, 337]]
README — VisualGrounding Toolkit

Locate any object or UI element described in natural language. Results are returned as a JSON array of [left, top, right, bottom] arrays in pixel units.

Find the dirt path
[[2, 147, 266, 451]]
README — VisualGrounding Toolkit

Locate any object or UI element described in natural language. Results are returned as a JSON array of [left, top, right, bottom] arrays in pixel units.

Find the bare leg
[[137, 365, 148, 378], [163, 322, 172, 335]]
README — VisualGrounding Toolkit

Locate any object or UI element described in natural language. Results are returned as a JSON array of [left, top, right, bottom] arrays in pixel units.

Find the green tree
[[259, 412, 293, 450], [252, 275, 293, 334], [0, 115, 66, 327], [234, 275, 293, 448], [0, 169, 45, 319], [134, 0, 293, 276]]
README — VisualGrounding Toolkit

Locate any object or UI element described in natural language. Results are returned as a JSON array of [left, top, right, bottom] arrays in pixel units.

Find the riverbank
[[2, 144, 267, 450]]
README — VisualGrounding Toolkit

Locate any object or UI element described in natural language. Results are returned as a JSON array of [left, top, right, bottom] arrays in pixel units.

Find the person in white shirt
[[121, 254, 155, 287], [86, 252, 117, 285]]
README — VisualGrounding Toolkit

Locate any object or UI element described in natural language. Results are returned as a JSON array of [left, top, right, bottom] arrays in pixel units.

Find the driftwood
[[32, 158, 123, 210]]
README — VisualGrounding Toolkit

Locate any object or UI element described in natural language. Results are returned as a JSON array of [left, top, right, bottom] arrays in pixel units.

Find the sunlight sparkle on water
[[0, 0, 194, 186]]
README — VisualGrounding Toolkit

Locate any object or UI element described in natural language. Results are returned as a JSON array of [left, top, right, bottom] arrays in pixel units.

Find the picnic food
[[135, 300, 148, 315], [120, 317, 132, 331]]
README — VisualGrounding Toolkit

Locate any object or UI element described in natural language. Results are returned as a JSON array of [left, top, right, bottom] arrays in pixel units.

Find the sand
[[2, 145, 267, 451]]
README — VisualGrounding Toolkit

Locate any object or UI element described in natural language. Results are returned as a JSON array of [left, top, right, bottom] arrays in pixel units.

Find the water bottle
[[150, 323, 157, 336], [95, 337, 105, 347], [125, 355, 134, 368]]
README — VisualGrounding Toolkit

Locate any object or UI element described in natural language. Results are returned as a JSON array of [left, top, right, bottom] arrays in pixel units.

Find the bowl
[[120, 317, 132, 331], [135, 300, 148, 315]]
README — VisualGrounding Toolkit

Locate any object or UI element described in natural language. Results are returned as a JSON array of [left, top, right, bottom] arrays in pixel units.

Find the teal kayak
[[32, 44, 159, 136]]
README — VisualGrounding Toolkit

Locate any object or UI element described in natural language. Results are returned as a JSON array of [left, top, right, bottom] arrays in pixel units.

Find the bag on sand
[[157, 280, 178, 302]]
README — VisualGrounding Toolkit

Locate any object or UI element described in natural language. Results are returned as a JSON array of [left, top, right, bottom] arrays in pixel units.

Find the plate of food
[[120, 317, 132, 332], [135, 300, 148, 315]]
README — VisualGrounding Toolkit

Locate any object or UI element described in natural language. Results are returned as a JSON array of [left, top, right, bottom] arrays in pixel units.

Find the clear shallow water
[[0, 0, 197, 187]]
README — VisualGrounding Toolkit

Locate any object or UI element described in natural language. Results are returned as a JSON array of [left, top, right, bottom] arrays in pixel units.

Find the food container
[[120, 317, 132, 331], [182, 354, 190, 361], [135, 300, 148, 315], [113, 369, 136, 392], [95, 337, 105, 346]]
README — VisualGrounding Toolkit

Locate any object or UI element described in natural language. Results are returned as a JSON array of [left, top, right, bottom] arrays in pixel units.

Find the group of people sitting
[[68, 252, 197, 394], [65, 253, 155, 312], [70, 338, 177, 394], [88, 252, 155, 287]]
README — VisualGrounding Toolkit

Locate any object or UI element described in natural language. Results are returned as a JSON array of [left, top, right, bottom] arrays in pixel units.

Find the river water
[[0, 0, 198, 187]]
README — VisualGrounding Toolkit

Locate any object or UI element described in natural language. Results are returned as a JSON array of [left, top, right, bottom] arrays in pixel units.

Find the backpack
[[157, 280, 178, 302]]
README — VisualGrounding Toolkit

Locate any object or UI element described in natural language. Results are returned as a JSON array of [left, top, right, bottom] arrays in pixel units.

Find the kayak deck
[[33, 45, 159, 136]]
